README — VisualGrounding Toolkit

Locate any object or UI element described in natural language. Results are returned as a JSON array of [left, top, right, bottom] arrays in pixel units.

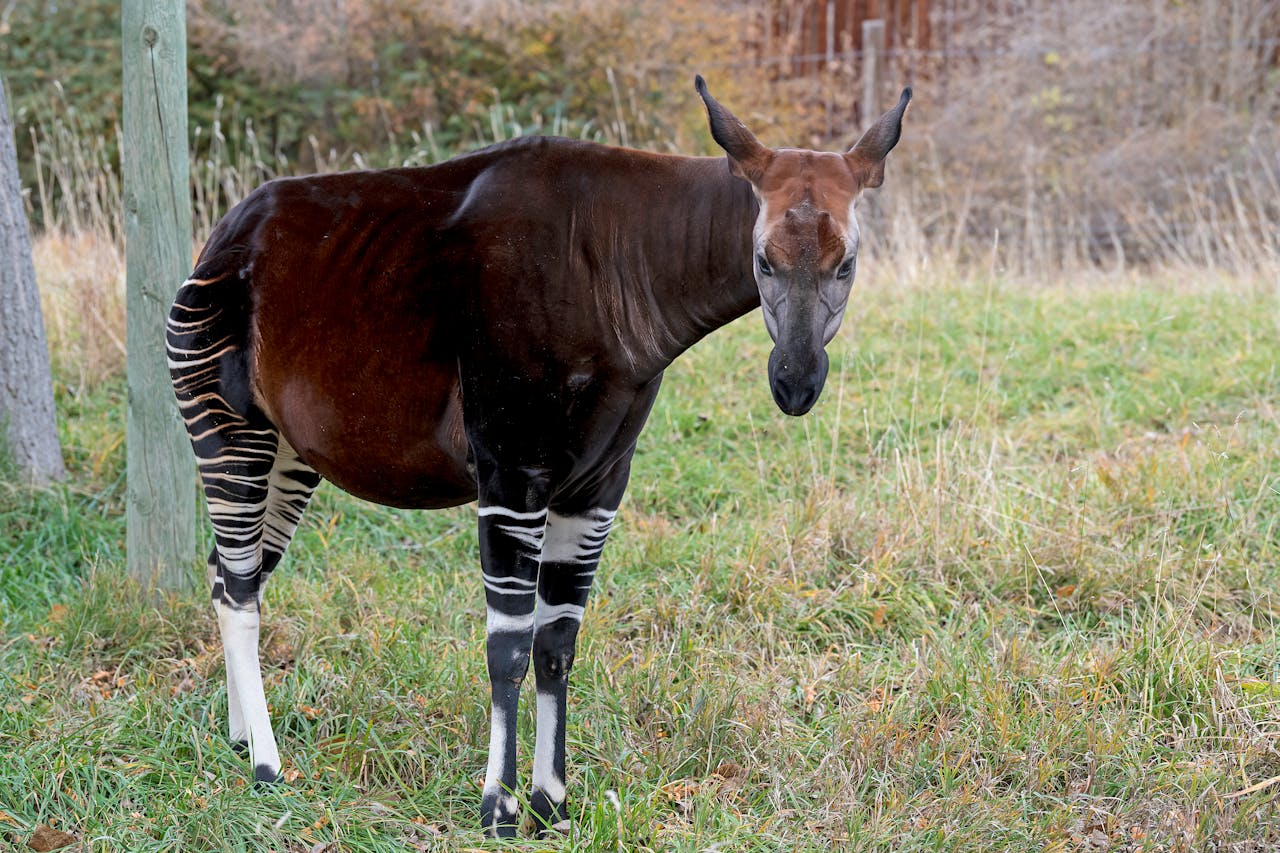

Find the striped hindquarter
[[166, 273, 321, 781]]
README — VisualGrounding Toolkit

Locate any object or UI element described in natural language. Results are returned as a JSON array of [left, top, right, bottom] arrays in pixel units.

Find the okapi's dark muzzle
[[767, 345, 830, 416]]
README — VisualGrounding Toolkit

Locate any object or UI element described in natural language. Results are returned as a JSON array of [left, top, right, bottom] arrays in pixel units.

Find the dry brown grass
[[874, 0, 1280, 273], [33, 230, 125, 390]]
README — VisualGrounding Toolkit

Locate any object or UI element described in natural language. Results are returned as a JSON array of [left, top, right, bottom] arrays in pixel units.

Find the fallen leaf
[[27, 825, 76, 852], [712, 762, 743, 779], [660, 780, 698, 800]]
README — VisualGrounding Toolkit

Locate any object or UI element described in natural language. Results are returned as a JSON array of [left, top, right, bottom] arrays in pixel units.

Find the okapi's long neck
[[653, 157, 762, 353], [593, 154, 760, 377]]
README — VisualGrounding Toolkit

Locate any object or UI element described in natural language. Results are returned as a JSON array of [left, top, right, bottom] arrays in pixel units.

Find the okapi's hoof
[[529, 789, 569, 837], [231, 738, 249, 757], [481, 795, 520, 839], [484, 823, 518, 840], [253, 764, 280, 790]]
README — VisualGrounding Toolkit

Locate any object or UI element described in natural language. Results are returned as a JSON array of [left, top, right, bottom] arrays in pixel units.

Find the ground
[[1, 264, 1278, 851]]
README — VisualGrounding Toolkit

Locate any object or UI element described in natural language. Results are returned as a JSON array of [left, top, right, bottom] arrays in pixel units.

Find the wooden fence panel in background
[[759, 0, 932, 133], [765, 0, 933, 77]]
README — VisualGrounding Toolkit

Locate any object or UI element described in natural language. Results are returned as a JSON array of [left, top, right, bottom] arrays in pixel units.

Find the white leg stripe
[[226, 655, 246, 743], [542, 509, 615, 565], [486, 606, 535, 635], [479, 505, 549, 521], [483, 703, 519, 821], [211, 544, 261, 577], [536, 598, 585, 627], [493, 522, 544, 553], [533, 690, 565, 803], [483, 572, 536, 587], [483, 572, 537, 596], [484, 703, 508, 790]]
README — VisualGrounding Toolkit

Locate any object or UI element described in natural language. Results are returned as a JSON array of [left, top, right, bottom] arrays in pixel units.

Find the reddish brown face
[[696, 77, 911, 415], [751, 151, 862, 414]]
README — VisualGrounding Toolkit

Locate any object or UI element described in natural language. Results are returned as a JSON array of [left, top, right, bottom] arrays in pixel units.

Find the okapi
[[166, 77, 910, 836]]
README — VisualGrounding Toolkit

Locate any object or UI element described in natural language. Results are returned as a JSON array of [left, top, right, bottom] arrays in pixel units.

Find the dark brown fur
[[195, 140, 760, 510]]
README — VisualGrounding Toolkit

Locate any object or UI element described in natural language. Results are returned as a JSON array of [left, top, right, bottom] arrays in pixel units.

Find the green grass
[[2, 270, 1279, 851]]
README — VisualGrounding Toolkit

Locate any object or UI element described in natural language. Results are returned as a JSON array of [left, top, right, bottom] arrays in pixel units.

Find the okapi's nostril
[[768, 346, 830, 416]]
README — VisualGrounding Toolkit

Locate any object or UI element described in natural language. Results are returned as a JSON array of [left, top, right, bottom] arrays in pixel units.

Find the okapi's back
[[173, 135, 734, 509], [177, 152, 508, 510]]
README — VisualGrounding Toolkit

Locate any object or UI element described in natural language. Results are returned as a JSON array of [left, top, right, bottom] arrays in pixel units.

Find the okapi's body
[[167, 78, 909, 837]]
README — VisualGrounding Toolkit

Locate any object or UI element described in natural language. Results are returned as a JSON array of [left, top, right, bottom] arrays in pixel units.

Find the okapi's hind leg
[[211, 439, 320, 784], [261, 439, 322, 583], [205, 439, 321, 761], [168, 273, 320, 785], [185, 389, 281, 782]]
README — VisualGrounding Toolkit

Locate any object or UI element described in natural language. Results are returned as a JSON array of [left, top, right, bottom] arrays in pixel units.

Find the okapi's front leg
[[477, 493, 549, 837], [529, 507, 616, 834]]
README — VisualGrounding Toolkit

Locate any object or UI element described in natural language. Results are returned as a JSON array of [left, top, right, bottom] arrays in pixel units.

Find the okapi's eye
[[836, 257, 855, 280], [756, 253, 774, 277]]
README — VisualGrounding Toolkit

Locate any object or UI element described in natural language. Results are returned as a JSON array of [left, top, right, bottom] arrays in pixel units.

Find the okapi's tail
[[167, 260, 255, 422]]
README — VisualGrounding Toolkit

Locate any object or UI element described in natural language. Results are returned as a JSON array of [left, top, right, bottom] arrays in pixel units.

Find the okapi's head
[[695, 76, 910, 416]]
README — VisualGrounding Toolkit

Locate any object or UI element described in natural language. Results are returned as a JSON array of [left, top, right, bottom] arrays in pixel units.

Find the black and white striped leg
[[529, 507, 614, 835], [208, 439, 320, 759], [478, 502, 547, 837], [169, 273, 320, 786], [170, 273, 275, 778], [198, 425, 280, 783]]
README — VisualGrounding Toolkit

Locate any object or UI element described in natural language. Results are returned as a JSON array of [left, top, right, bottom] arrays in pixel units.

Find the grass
[[2, 251, 1279, 851]]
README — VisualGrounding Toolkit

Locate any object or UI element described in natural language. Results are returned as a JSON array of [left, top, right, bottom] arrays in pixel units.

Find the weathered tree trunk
[[123, 0, 197, 588], [0, 78, 65, 485]]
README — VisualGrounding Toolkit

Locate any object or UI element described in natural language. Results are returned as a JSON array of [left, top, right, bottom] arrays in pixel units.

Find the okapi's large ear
[[695, 75, 773, 185], [846, 87, 912, 189]]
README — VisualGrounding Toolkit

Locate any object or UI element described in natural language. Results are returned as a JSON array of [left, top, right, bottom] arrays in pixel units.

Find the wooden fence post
[[861, 18, 886, 130], [122, 0, 197, 589]]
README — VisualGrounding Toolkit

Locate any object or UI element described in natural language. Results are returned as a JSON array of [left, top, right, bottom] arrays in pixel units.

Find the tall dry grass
[[872, 0, 1280, 274], [33, 232, 124, 390], [24, 100, 126, 391]]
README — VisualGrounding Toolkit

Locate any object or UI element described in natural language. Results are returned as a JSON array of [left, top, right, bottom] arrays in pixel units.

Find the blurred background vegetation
[[2, 0, 1278, 270]]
